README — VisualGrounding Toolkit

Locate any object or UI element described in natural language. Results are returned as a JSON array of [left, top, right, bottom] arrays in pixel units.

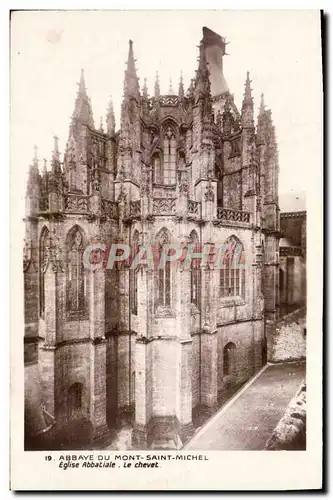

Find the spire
[[72, 69, 94, 128], [154, 72, 160, 99], [106, 98, 115, 135], [124, 39, 140, 98], [142, 78, 148, 99], [241, 71, 254, 128], [168, 78, 175, 95], [178, 72, 184, 99]]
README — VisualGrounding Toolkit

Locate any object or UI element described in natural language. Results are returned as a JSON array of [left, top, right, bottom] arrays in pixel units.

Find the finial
[[33, 145, 38, 160], [154, 71, 160, 99], [178, 71, 184, 99], [43, 158, 47, 172]]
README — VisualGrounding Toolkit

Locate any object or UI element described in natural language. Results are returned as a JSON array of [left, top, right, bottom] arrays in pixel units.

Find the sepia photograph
[[10, 8, 323, 490]]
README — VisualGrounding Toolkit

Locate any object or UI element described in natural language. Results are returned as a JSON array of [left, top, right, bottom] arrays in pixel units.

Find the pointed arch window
[[66, 227, 86, 315], [163, 126, 177, 185], [220, 236, 246, 299], [189, 231, 201, 309], [155, 229, 171, 311], [39, 227, 49, 317]]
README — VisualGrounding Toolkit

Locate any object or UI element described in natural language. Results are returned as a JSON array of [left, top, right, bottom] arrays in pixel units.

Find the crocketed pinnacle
[[178, 72, 184, 99], [168, 78, 175, 95], [124, 40, 140, 98], [259, 93, 265, 116], [241, 71, 254, 128], [142, 78, 149, 99], [72, 69, 94, 128], [26, 145, 40, 198], [106, 97, 115, 135], [99, 116, 104, 132], [154, 72, 160, 99]]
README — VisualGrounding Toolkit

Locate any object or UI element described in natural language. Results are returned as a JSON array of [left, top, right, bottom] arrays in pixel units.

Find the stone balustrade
[[216, 207, 251, 224]]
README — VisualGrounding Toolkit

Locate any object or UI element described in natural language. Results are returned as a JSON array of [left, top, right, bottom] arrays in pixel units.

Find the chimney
[[201, 27, 229, 96]]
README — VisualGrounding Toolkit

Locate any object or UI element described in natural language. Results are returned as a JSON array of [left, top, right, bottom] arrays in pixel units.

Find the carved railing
[[188, 199, 201, 217], [152, 198, 176, 215], [130, 200, 141, 217], [158, 95, 179, 106], [216, 207, 251, 223], [101, 199, 118, 219], [64, 194, 89, 213]]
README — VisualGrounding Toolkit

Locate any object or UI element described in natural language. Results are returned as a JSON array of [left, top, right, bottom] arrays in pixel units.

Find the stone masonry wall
[[268, 307, 306, 363]]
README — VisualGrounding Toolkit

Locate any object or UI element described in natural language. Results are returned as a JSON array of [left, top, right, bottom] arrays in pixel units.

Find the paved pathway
[[184, 361, 305, 450]]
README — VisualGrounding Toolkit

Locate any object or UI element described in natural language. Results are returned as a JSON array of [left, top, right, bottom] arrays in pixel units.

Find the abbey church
[[23, 27, 280, 450]]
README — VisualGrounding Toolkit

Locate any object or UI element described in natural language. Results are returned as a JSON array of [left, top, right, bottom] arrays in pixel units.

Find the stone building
[[23, 27, 280, 450], [279, 194, 306, 315]]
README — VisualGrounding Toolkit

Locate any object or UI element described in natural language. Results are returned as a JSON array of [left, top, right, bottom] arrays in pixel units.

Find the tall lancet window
[[163, 126, 176, 185], [155, 229, 171, 311], [39, 227, 49, 317], [189, 231, 201, 309], [220, 235, 246, 299], [67, 226, 86, 315], [153, 154, 162, 184]]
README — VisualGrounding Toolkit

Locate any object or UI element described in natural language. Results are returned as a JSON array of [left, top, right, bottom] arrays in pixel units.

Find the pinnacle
[[243, 70, 252, 103], [259, 93, 265, 114], [123, 39, 140, 97], [168, 77, 175, 95], [106, 96, 115, 135], [52, 135, 60, 163], [178, 71, 184, 98], [99, 116, 104, 132], [154, 71, 160, 98], [142, 77, 148, 98], [33, 145, 38, 164]]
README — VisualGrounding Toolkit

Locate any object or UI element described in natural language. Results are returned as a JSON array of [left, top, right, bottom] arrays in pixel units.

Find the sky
[[11, 10, 322, 208]]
